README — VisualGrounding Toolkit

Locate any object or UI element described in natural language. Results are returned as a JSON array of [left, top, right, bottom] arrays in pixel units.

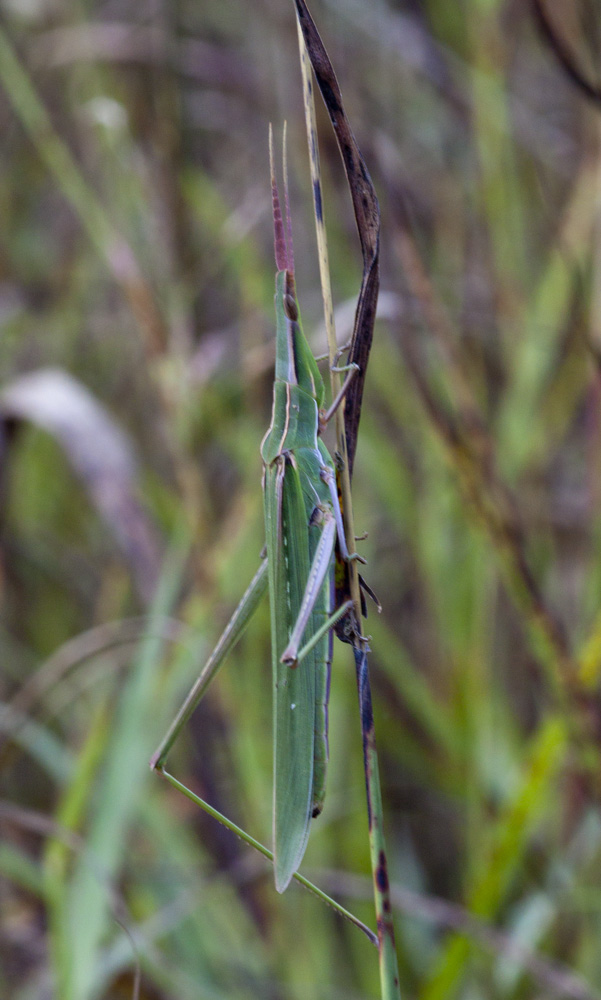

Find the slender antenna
[[269, 123, 288, 272], [282, 121, 295, 277]]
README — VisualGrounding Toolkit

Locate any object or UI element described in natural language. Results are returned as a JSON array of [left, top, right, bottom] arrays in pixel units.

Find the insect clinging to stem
[[151, 124, 363, 894]]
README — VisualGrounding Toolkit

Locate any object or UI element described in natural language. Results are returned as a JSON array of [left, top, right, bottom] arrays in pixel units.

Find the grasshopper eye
[[284, 294, 298, 321]]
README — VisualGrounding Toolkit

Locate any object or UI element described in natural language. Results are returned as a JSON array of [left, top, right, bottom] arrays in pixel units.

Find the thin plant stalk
[[296, 11, 401, 999]]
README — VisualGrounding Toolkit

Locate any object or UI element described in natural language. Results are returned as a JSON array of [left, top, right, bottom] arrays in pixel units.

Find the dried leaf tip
[[269, 123, 295, 276]]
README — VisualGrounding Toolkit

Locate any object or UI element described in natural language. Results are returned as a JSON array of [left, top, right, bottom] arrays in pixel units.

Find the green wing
[[262, 264, 338, 891], [264, 455, 316, 892]]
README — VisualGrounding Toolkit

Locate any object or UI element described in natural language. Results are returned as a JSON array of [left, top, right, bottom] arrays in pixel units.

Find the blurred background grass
[[2, 1, 601, 998]]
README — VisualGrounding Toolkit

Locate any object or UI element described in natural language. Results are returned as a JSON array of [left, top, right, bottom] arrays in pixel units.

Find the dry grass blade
[[294, 0, 380, 477], [532, 0, 601, 104]]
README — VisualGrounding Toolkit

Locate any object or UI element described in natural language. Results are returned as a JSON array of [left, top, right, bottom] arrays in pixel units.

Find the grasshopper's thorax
[[273, 271, 323, 398], [261, 269, 326, 466], [260, 382, 320, 465]]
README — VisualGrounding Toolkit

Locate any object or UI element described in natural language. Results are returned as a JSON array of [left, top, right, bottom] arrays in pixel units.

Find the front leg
[[280, 508, 338, 666], [320, 465, 366, 565]]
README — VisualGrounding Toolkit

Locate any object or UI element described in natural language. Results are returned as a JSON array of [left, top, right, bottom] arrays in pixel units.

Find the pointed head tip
[[270, 126, 288, 271], [282, 126, 295, 276]]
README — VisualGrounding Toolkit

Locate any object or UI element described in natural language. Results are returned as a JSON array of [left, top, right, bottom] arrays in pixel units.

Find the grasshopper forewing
[[151, 128, 357, 894]]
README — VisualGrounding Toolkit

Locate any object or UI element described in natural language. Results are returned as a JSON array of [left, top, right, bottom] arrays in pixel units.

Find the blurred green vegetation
[[2, 1, 601, 998]]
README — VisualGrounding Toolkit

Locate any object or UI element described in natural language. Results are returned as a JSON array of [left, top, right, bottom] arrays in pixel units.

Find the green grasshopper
[[151, 129, 361, 893]]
